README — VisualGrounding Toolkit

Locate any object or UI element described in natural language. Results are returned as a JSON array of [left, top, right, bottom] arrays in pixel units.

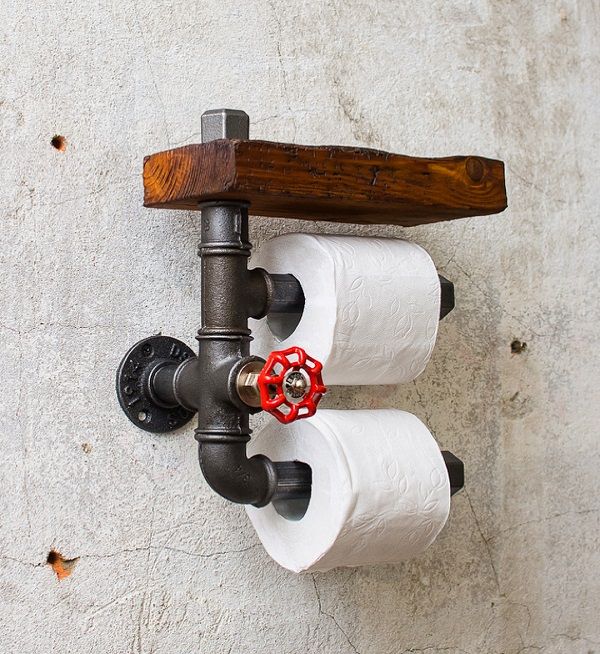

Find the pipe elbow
[[198, 442, 277, 507]]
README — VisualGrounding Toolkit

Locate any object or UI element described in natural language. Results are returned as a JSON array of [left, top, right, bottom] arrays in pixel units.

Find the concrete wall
[[1, 1, 598, 652]]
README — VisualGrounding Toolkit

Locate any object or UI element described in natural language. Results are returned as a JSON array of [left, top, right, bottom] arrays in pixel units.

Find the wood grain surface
[[143, 139, 507, 226]]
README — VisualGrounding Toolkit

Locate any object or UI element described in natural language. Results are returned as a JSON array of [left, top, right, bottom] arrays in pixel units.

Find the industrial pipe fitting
[[116, 108, 463, 510]]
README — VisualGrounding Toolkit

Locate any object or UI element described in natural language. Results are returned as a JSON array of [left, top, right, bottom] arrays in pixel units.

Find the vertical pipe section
[[193, 202, 278, 507]]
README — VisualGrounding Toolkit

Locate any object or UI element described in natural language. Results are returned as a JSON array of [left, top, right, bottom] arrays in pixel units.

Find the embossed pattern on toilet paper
[[250, 235, 440, 385], [323, 411, 449, 567], [246, 409, 450, 573], [324, 236, 440, 384]]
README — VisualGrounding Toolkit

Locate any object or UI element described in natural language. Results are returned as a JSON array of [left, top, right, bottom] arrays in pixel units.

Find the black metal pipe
[[442, 450, 464, 496], [246, 269, 305, 320], [439, 275, 455, 320], [265, 273, 305, 315], [188, 202, 310, 507], [199, 444, 277, 506]]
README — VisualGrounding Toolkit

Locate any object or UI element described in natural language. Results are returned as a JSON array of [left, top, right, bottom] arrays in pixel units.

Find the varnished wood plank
[[143, 140, 507, 226]]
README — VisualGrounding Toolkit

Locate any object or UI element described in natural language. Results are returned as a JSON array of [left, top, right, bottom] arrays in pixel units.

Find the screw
[[201, 109, 249, 143]]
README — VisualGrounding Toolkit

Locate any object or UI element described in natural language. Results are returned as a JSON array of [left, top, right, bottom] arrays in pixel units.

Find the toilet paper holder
[[116, 109, 506, 510]]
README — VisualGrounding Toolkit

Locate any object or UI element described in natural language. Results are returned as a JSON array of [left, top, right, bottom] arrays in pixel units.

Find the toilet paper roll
[[246, 409, 450, 573], [249, 234, 440, 385]]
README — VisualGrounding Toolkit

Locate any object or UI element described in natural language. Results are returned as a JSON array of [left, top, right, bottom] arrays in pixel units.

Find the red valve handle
[[257, 346, 327, 424]]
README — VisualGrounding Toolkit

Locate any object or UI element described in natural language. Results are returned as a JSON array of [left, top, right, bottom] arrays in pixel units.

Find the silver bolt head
[[283, 370, 310, 402], [201, 108, 249, 143]]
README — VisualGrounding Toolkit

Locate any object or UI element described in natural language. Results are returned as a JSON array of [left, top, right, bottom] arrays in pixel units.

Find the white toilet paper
[[250, 234, 441, 385], [246, 409, 450, 573]]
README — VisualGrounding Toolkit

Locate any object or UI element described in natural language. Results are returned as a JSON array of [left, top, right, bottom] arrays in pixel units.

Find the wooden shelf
[[143, 139, 507, 226]]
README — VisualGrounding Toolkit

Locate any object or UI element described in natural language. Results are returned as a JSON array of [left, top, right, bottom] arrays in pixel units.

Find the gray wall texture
[[1, 1, 598, 652]]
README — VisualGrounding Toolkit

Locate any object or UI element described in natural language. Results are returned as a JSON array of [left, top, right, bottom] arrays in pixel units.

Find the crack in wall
[[311, 574, 361, 654], [0, 543, 261, 571], [486, 507, 599, 541], [266, 0, 298, 141], [464, 489, 501, 595], [131, 0, 171, 146]]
